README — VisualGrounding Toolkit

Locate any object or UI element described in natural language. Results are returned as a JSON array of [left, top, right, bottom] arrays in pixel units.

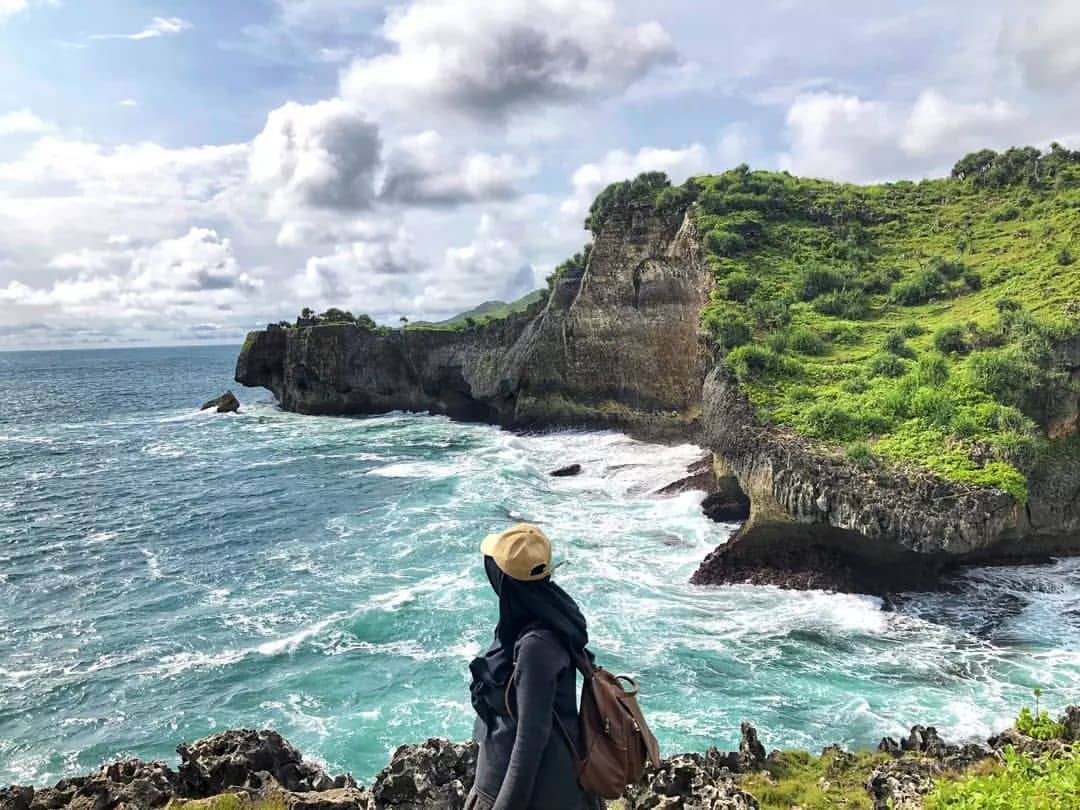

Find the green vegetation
[[650, 144, 1080, 501], [287, 307, 378, 330], [407, 288, 547, 331], [741, 748, 888, 809], [925, 748, 1080, 809]]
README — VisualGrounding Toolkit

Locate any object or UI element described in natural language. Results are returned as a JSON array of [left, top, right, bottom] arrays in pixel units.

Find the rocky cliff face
[[690, 367, 1080, 592], [237, 203, 713, 440]]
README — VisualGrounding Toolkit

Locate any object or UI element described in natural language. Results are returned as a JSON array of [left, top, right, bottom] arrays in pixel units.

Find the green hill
[[587, 146, 1080, 501], [408, 289, 546, 331]]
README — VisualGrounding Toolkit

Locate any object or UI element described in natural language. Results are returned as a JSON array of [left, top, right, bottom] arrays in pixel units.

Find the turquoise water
[[1, 345, 1078, 786]]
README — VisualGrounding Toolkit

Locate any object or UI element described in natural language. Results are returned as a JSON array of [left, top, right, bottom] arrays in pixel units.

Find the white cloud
[[3, 228, 261, 318], [90, 16, 192, 42], [561, 143, 710, 220], [0, 109, 53, 136], [118, 99, 138, 107], [0, 0, 27, 21], [1000, 0, 1080, 91], [779, 90, 1024, 182], [340, 0, 675, 121], [381, 131, 538, 206], [250, 98, 381, 216], [900, 91, 1019, 157]]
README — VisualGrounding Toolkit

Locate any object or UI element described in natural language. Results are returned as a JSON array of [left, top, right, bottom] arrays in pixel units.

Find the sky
[[0, 0, 1078, 349]]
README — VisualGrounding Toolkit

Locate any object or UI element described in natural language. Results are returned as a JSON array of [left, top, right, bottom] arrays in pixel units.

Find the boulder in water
[[200, 391, 240, 414], [549, 463, 582, 477]]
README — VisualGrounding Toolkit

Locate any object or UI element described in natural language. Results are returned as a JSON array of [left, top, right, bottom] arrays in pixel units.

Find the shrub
[[870, 353, 907, 377], [1057, 247, 1075, 266], [900, 321, 926, 338], [727, 344, 780, 379], [813, 289, 869, 319], [933, 258, 967, 279], [912, 352, 950, 387], [795, 265, 849, 301], [846, 441, 875, 466], [911, 386, 955, 426], [991, 204, 1020, 222], [862, 266, 901, 294], [995, 296, 1022, 314], [892, 268, 946, 305], [883, 330, 916, 358], [933, 324, 969, 354], [705, 228, 747, 256], [966, 348, 1043, 409], [788, 327, 827, 355], [765, 331, 789, 353], [702, 308, 752, 350], [962, 269, 983, 291], [800, 402, 874, 442], [749, 298, 791, 329], [925, 747, 1080, 809], [1016, 706, 1065, 741], [722, 271, 760, 302]]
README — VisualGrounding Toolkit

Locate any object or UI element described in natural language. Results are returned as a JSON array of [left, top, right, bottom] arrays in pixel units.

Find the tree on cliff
[[586, 171, 673, 236]]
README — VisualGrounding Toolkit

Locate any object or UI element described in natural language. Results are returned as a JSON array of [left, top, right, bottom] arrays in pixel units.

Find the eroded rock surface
[[236, 204, 712, 441], [200, 392, 240, 414]]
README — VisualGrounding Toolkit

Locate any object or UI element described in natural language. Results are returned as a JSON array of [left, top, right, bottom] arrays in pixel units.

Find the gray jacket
[[471, 628, 595, 810]]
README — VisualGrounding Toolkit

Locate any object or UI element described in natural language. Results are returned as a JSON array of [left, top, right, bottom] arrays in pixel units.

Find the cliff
[[237, 150, 1080, 593], [238, 203, 712, 440]]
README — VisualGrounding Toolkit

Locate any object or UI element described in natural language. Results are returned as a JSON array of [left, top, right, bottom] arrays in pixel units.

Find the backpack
[[506, 634, 661, 799]]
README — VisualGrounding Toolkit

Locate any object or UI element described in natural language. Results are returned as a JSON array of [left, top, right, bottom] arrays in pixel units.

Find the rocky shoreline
[[4, 709, 1077, 810]]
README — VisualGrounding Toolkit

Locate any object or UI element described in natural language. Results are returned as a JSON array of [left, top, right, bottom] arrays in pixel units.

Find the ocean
[[1, 345, 1078, 786]]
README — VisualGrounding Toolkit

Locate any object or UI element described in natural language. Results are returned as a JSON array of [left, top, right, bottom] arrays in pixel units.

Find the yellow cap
[[481, 523, 558, 581]]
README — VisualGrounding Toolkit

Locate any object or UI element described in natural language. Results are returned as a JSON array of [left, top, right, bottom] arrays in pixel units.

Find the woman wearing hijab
[[466, 523, 600, 810]]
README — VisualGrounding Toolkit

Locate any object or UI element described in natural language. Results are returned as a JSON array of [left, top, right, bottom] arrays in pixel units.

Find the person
[[466, 523, 601, 810]]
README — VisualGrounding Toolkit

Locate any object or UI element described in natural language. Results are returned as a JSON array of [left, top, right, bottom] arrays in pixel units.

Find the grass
[[672, 152, 1080, 500], [171, 795, 287, 810], [406, 288, 546, 332], [741, 748, 889, 809], [925, 748, 1080, 809]]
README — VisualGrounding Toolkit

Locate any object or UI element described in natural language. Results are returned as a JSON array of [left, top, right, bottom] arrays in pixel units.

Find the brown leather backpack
[[507, 645, 661, 799]]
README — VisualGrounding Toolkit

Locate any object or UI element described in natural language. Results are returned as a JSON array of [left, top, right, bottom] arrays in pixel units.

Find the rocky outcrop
[[6, 711, 1077, 810], [200, 392, 240, 413], [690, 366, 1080, 593], [236, 204, 712, 441]]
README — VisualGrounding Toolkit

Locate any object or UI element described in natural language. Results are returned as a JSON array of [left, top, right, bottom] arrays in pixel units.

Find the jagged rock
[[1061, 705, 1080, 741], [737, 723, 766, 771], [370, 739, 477, 810], [550, 464, 583, 477], [11, 760, 178, 810], [877, 737, 902, 757], [866, 759, 935, 810], [176, 729, 333, 797], [200, 392, 240, 414], [624, 753, 759, 809], [0, 786, 35, 810]]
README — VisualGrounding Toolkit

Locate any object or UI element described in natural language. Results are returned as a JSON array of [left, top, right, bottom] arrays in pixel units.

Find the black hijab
[[469, 556, 589, 725]]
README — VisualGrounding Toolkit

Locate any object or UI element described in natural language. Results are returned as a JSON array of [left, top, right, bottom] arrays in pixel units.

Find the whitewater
[[1, 345, 1078, 786]]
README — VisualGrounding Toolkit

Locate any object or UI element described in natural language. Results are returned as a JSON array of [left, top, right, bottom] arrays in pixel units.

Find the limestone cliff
[[237, 203, 712, 440]]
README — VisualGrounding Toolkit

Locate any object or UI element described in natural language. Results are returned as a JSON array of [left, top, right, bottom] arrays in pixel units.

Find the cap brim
[[480, 533, 500, 556]]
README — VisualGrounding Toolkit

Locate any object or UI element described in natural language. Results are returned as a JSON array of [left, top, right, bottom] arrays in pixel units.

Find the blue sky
[[1, 0, 1078, 348]]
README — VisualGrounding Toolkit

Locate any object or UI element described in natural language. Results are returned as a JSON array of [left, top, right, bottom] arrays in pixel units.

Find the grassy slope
[[686, 161, 1080, 501], [405, 289, 546, 331]]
